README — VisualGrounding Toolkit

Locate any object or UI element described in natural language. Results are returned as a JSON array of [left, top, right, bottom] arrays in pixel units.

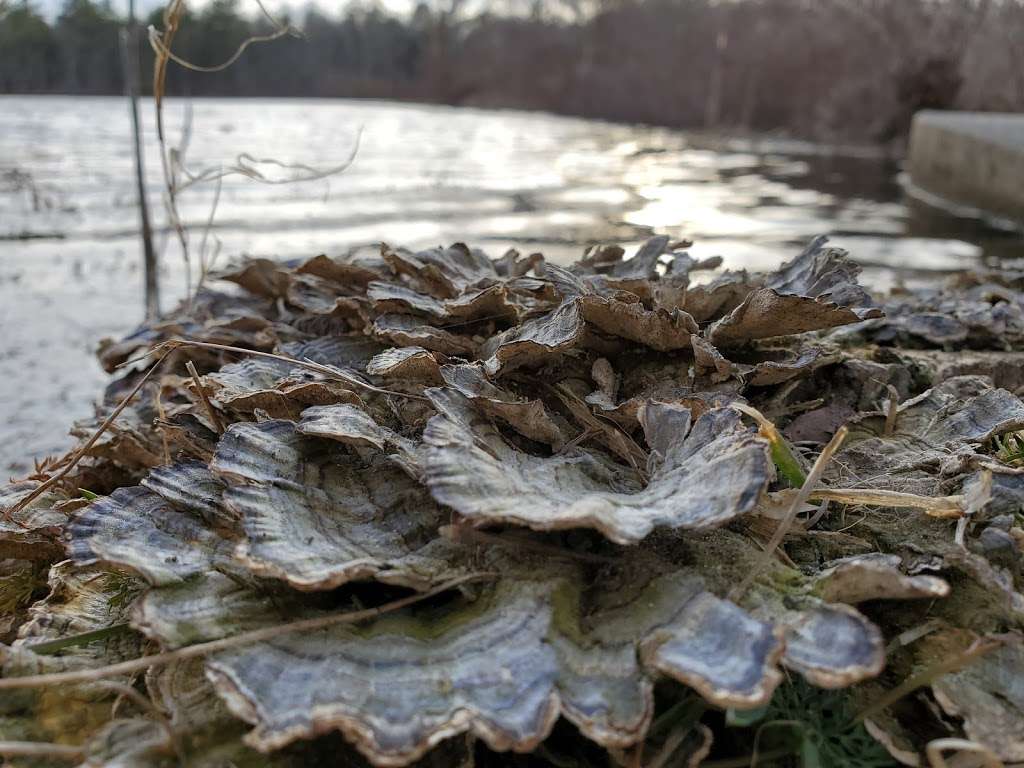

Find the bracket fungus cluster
[[3, 235, 1024, 767]]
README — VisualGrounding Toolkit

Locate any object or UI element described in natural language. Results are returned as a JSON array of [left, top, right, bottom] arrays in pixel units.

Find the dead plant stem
[[138, 340, 428, 401], [730, 426, 848, 601], [0, 742, 84, 760], [854, 637, 1002, 723], [186, 359, 225, 433], [8, 351, 171, 518]]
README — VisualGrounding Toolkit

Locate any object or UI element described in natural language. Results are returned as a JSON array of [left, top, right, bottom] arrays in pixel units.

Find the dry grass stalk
[[185, 359, 225, 433], [699, 749, 792, 768], [145, 0, 358, 305], [0, 742, 84, 760], [854, 637, 1002, 724], [196, 170, 223, 293], [645, 723, 710, 768], [774, 469, 991, 521], [140, 339, 429, 401], [150, 0, 189, 300], [730, 425, 848, 601], [806, 488, 965, 518], [884, 384, 900, 437]]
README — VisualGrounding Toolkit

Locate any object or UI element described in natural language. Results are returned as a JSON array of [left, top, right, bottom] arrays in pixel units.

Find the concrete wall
[[907, 111, 1024, 225]]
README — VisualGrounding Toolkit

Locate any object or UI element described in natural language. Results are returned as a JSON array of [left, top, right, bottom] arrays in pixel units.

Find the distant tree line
[[2, 0, 1023, 142]]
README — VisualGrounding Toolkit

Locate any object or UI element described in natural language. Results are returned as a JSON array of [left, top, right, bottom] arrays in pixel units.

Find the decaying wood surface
[[3, 235, 1024, 767]]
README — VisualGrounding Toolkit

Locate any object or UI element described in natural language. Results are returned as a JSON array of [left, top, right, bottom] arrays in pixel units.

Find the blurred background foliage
[[1, 0, 1023, 142]]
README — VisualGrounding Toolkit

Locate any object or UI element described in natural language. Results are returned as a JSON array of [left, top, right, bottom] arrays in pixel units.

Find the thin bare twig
[[196, 169, 223, 296], [151, 0, 190, 307], [0, 742, 84, 760], [804, 500, 829, 529], [129, 339, 429, 402], [176, 140, 362, 193], [146, 0, 359, 310], [98, 680, 184, 760], [8, 351, 171, 518]]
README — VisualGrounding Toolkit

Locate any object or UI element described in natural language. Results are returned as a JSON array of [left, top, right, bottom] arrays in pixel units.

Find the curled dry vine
[[145, 0, 360, 307]]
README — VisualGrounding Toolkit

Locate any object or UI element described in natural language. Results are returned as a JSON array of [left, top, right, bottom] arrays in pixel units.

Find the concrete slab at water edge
[[908, 110, 1024, 226]]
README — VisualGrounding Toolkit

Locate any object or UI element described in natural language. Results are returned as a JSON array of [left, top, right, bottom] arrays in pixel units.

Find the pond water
[[1, 95, 1021, 475]]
